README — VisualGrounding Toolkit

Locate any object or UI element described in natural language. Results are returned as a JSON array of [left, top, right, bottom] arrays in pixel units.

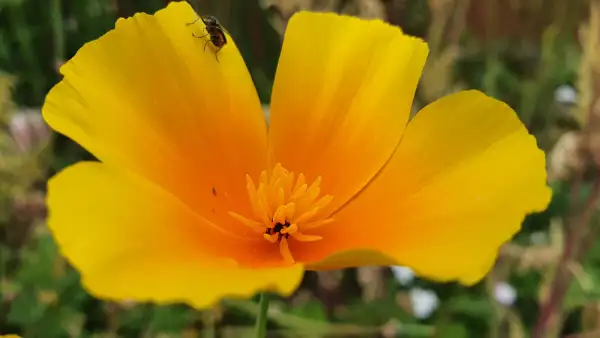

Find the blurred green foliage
[[0, 0, 598, 337]]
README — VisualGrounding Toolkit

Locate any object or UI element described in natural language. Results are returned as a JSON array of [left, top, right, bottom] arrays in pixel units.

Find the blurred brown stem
[[532, 175, 600, 338], [382, 0, 406, 28]]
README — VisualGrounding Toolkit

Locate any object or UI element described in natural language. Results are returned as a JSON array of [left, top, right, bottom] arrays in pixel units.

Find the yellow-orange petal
[[42, 1, 267, 236], [297, 90, 552, 285], [268, 12, 428, 213], [47, 162, 302, 308]]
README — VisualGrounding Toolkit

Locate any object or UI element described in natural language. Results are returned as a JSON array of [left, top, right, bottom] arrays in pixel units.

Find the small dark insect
[[211, 187, 217, 196], [187, 15, 227, 62]]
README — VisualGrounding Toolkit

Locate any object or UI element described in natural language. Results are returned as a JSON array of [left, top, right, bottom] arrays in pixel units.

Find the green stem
[[254, 293, 270, 338], [50, 0, 65, 71]]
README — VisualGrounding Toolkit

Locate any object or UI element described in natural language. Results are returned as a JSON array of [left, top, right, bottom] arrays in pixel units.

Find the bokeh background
[[0, 0, 596, 337]]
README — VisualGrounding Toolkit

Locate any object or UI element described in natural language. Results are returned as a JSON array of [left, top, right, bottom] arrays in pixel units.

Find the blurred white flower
[[494, 282, 517, 306], [530, 231, 549, 245], [391, 266, 415, 286], [554, 85, 577, 105], [409, 287, 439, 319], [8, 109, 50, 153]]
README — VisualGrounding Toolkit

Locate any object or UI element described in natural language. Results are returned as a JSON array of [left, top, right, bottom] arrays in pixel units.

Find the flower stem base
[[255, 292, 270, 338]]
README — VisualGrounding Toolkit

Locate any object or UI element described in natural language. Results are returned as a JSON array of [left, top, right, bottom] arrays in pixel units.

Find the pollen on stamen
[[228, 163, 335, 264]]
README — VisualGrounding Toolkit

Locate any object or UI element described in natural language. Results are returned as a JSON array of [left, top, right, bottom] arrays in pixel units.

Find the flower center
[[228, 163, 334, 264]]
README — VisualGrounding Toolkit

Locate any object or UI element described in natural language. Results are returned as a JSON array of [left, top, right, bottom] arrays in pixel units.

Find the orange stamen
[[228, 163, 334, 264]]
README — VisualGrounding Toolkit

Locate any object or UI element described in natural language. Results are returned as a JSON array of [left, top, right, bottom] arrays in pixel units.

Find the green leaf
[[13, 233, 59, 290], [338, 297, 414, 326], [288, 299, 327, 322], [434, 322, 469, 338], [117, 305, 152, 334], [564, 266, 600, 310], [147, 305, 195, 333], [445, 295, 494, 319], [7, 289, 47, 326]]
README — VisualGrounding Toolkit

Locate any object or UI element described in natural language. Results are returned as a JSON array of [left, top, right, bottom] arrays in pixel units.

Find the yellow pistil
[[228, 163, 334, 264]]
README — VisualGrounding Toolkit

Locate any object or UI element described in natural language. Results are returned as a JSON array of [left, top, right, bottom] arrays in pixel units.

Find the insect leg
[[214, 47, 222, 63], [186, 17, 201, 26], [204, 40, 211, 51], [193, 32, 209, 39]]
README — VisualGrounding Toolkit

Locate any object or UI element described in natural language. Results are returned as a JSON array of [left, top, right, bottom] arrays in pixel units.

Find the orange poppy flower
[[42, 1, 551, 308]]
